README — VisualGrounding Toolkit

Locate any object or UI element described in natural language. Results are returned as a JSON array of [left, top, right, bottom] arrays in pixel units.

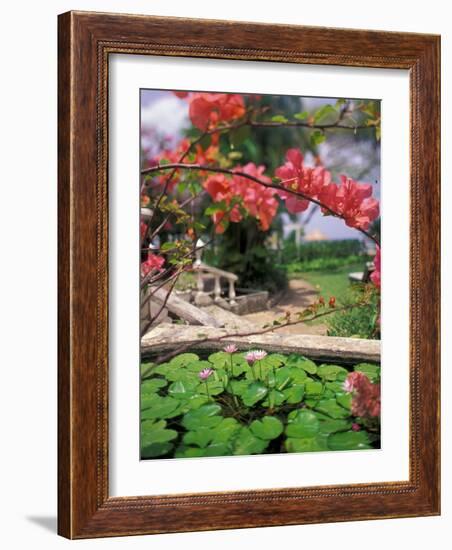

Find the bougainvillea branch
[[141, 162, 380, 246]]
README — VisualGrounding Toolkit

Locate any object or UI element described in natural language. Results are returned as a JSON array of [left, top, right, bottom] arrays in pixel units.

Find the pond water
[[140, 349, 380, 460]]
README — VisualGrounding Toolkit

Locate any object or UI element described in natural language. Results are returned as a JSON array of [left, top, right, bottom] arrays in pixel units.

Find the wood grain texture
[[57, 10, 440, 539]]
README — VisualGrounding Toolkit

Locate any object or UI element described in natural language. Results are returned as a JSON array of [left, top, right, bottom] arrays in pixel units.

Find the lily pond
[[140, 350, 381, 459]]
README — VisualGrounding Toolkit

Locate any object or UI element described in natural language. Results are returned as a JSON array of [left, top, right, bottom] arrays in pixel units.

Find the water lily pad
[[286, 354, 317, 374], [317, 364, 349, 381], [282, 384, 305, 404], [141, 378, 167, 394], [354, 363, 380, 382], [141, 441, 174, 458], [317, 418, 352, 435], [241, 381, 268, 406], [210, 417, 241, 443], [262, 389, 285, 407], [285, 435, 329, 453], [288, 367, 308, 383], [168, 379, 199, 399], [197, 379, 225, 396], [315, 399, 350, 419], [229, 379, 249, 396], [305, 380, 323, 396], [203, 442, 231, 456], [250, 416, 283, 440], [336, 392, 352, 410], [140, 362, 155, 379], [169, 353, 199, 367], [174, 446, 205, 458], [185, 360, 213, 373], [285, 410, 319, 438], [140, 392, 162, 411], [328, 430, 372, 450], [183, 428, 213, 448], [181, 403, 223, 430], [233, 427, 269, 455], [141, 397, 180, 420]]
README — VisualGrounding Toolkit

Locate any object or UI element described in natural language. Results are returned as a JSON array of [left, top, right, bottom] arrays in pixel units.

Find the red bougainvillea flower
[[328, 296, 336, 308], [320, 175, 379, 230], [370, 245, 381, 289], [173, 91, 191, 99], [232, 163, 279, 231], [141, 252, 165, 276], [188, 93, 246, 130], [343, 371, 381, 418], [275, 149, 332, 214]]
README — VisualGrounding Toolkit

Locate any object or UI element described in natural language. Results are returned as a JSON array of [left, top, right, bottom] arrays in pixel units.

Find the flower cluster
[[173, 92, 246, 131], [343, 371, 380, 418], [275, 149, 379, 230], [204, 163, 279, 233], [141, 252, 165, 277]]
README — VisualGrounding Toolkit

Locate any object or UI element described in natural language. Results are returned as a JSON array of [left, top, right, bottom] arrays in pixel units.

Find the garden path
[[242, 277, 328, 336]]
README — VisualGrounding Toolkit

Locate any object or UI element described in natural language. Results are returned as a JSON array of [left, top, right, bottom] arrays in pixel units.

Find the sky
[[140, 89, 380, 242]]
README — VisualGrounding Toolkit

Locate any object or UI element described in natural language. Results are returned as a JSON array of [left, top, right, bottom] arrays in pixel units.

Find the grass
[[289, 262, 364, 305]]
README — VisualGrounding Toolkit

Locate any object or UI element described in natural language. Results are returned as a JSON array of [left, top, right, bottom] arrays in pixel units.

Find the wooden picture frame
[[58, 11, 440, 538]]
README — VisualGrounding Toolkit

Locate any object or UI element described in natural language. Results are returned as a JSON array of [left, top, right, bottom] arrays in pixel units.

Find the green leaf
[[203, 443, 232, 457], [250, 416, 284, 440], [271, 115, 289, 123], [211, 418, 241, 444], [169, 353, 199, 367], [141, 378, 167, 393], [174, 446, 205, 458], [233, 427, 269, 455], [183, 428, 213, 448], [315, 399, 350, 419], [286, 354, 317, 374], [317, 364, 349, 381], [141, 427, 178, 446], [285, 410, 320, 438], [262, 389, 285, 407], [283, 384, 305, 404], [168, 379, 199, 399], [294, 111, 308, 120], [197, 379, 225, 396], [140, 362, 156, 379], [141, 442, 174, 458], [305, 380, 323, 396], [317, 417, 352, 435], [185, 360, 212, 373], [313, 104, 337, 123], [141, 397, 180, 420], [310, 130, 326, 146], [336, 392, 352, 410], [354, 363, 380, 382], [285, 435, 329, 453], [288, 367, 308, 383], [328, 430, 372, 450], [181, 403, 223, 431], [229, 379, 249, 396], [241, 382, 268, 407]]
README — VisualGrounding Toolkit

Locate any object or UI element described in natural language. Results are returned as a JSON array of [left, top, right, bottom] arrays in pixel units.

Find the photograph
[[139, 89, 382, 460]]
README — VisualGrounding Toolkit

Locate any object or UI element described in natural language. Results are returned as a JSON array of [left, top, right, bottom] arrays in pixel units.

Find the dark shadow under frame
[[58, 10, 440, 539]]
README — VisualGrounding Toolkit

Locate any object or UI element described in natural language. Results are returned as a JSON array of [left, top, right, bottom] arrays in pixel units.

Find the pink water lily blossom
[[198, 368, 214, 381], [252, 350, 268, 361], [224, 344, 238, 354]]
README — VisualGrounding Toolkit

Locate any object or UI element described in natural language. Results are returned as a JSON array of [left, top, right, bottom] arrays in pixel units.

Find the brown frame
[[58, 10, 440, 539]]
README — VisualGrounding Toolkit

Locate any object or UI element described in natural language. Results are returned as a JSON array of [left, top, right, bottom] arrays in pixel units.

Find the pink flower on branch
[[141, 253, 165, 277], [188, 93, 246, 131]]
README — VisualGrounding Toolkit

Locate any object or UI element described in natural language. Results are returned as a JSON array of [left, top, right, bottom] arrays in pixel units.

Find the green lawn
[[289, 263, 364, 306]]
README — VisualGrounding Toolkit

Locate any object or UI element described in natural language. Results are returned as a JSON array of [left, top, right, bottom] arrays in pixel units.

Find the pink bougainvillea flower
[[232, 163, 278, 231], [173, 91, 191, 99], [343, 371, 381, 418], [188, 93, 246, 130], [141, 252, 165, 276], [224, 344, 238, 354], [198, 367, 214, 381], [275, 149, 332, 214], [320, 175, 380, 230], [370, 246, 381, 289]]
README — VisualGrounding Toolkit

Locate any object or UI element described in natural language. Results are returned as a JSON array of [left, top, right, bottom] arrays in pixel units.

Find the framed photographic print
[[58, 11, 440, 538]]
